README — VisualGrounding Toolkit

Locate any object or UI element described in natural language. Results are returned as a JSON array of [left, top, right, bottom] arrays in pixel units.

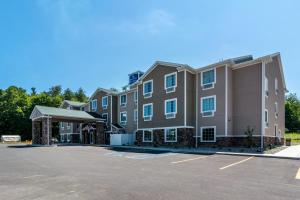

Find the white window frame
[[102, 96, 108, 109], [201, 95, 216, 117], [60, 122, 64, 130], [143, 80, 153, 98], [201, 68, 216, 90], [134, 91, 138, 103], [67, 134, 71, 142], [143, 129, 153, 142], [275, 102, 278, 118], [67, 122, 70, 129], [120, 94, 127, 107], [143, 103, 153, 121], [164, 98, 177, 119], [275, 78, 278, 95], [265, 77, 269, 97], [164, 128, 177, 142], [102, 113, 108, 124], [120, 111, 127, 125], [91, 99, 97, 111], [164, 72, 177, 93], [134, 109, 138, 122], [200, 126, 216, 142], [265, 109, 269, 128]]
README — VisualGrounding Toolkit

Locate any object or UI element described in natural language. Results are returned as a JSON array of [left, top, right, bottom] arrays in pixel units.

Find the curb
[[104, 145, 300, 160]]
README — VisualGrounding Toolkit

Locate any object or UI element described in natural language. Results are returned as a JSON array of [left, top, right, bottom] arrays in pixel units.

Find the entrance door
[[90, 131, 94, 144]]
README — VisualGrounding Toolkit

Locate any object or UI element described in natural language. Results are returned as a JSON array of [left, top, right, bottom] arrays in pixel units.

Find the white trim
[[164, 128, 177, 142], [261, 61, 266, 150], [164, 98, 177, 119], [110, 95, 113, 132], [134, 91, 138, 103], [142, 129, 153, 142], [138, 126, 194, 131], [200, 126, 216, 142], [184, 70, 187, 126], [102, 96, 108, 109], [164, 72, 177, 93], [137, 88, 139, 130], [120, 94, 127, 107], [200, 95, 216, 117], [201, 68, 216, 90], [91, 99, 97, 111], [195, 73, 199, 148], [120, 111, 127, 125], [225, 64, 228, 136], [143, 80, 153, 98], [143, 103, 153, 121]]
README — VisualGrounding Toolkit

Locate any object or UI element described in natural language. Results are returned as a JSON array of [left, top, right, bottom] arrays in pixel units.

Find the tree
[[48, 85, 62, 97], [63, 88, 75, 100], [285, 93, 300, 132], [30, 87, 37, 96], [75, 87, 88, 102]]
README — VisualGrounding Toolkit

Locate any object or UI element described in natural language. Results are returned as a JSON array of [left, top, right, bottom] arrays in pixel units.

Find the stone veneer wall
[[32, 118, 52, 145]]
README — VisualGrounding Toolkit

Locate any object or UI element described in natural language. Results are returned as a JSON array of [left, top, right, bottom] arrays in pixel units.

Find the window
[[120, 112, 127, 125], [201, 95, 216, 117], [143, 130, 153, 142], [274, 124, 278, 137], [165, 72, 177, 93], [275, 78, 278, 95], [60, 134, 64, 142], [143, 103, 153, 121], [67, 122, 70, 129], [201, 69, 215, 89], [165, 128, 177, 142], [134, 109, 138, 122], [143, 80, 153, 98], [102, 96, 108, 109], [91, 99, 97, 111], [201, 126, 216, 142], [134, 91, 138, 103], [102, 113, 108, 124], [60, 122, 64, 130], [265, 109, 269, 127], [67, 134, 71, 142], [275, 102, 278, 118], [265, 77, 269, 97], [165, 98, 177, 119], [120, 94, 127, 107]]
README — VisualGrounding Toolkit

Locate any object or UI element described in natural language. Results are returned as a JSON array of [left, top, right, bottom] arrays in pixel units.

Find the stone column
[[42, 117, 52, 145], [32, 120, 41, 144]]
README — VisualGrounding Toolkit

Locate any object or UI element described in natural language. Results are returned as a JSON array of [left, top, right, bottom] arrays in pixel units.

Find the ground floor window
[[67, 134, 71, 142], [143, 130, 153, 142], [165, 128, 177, 142], [201, 126, 216, 142]]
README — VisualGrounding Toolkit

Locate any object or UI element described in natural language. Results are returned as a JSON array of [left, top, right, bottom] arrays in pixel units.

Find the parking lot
[[0, 144, 299, 200]]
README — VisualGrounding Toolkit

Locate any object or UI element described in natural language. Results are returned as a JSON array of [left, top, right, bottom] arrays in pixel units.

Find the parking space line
[[295, 168, 300, 180], [171, 156, 209, 164], [219, 156, 254, 170]]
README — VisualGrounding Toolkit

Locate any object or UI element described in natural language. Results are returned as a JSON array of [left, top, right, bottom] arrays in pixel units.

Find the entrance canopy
[[30, 105, 103, 123]]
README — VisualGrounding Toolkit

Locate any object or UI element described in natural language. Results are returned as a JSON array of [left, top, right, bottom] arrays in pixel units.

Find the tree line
[[0, 86, 89, 140]]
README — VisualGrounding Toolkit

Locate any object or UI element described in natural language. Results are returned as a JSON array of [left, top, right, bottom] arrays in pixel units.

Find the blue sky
[[0, 0, 299, 96]]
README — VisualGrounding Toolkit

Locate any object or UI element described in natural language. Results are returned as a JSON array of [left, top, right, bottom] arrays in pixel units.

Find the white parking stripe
[[219, 156, 254, 170], [171, 156, 209, 164], [295, 168, 300, 180]]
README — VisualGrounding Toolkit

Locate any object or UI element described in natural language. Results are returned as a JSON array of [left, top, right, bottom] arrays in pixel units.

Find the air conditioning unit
[[144, 116, 152, 121], [121, 103, 126, 107], [166, 113, 176, 119], [166, 87, 175, 93], [202, 111, 213, 117], [203, 83, 213, 89], [144, 93, 152, 98], [102, 105, 107, 109]]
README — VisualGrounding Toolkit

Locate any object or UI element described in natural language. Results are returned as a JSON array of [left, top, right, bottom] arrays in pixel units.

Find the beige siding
[[232, 63, 262, 136], [90, 91, 113, 127], [186, 71, 196, 127]]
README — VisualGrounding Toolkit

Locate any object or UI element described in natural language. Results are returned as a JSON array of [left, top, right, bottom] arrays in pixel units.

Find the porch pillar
[[42, 117, 52, 145]]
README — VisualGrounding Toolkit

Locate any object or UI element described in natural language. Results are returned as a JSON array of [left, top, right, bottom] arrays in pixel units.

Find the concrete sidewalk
[[274, 145, 300, 158], [104, 145, 300, 160]]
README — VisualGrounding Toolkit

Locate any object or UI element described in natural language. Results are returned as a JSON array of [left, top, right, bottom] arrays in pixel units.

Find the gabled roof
[[89, 87, 119, 100], [30, 105, 103, 122], [134, 60, 194, 84], [60, 100, 86, 108]]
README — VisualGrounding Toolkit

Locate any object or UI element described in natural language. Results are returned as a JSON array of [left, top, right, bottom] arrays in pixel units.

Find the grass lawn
[[285, 132, 300, 145]]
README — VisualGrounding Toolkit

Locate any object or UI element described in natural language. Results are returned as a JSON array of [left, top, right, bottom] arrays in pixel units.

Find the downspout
[[195, 72, 199, 148], [225, 64, 228, 136], [261, 61, 266, 151], [47, 115, 50, 145]]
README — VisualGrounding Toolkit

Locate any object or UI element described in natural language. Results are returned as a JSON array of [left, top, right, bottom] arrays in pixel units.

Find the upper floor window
[[102, 96, 108, 109], [102, 113, 108, 124], [201, 68, 216, 89], [67, 122, 71, 129], [201, 126, 216, 142], [60, 122, 64, 130], [201, 95, 216, 117], [275, 78, 278, 95], [275, 102, 278, 118], [120, 94, 127, 107], [91, 99, 97, 111], [265, 109, 269, 127], [134, 91, 138, 103], [143, 80, 153, 98], [165, 98, 177, 119], [143, 103, 153, 121], [165, 72, 177, 93], [134, 109, 138, 122], [265, 77, 269, 97], [120, 112, 127, 125]]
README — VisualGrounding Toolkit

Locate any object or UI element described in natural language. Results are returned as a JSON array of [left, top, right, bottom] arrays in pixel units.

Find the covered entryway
[[30, 105, 104, 145]]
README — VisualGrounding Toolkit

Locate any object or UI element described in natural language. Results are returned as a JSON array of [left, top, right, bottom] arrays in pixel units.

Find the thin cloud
[[117, 9, 176, 35]]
